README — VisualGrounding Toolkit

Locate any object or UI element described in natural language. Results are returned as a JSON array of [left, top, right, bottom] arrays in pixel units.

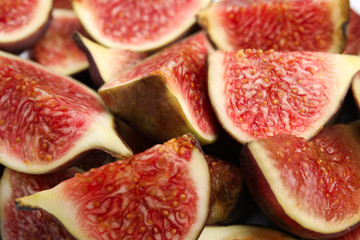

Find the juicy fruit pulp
[[0, 0, 52, 53], [0, 168, 78, 239], [208, 49, 360, 144], [345, 9, 360, 55], [197, 0, 348, 53], [0, 50, 132, 174], [16, 134, 211, 240], [99, 32, 218, 144], [242, 122, 360, 238], [31, 9, 89, 76], [72, 0, 211, 51]]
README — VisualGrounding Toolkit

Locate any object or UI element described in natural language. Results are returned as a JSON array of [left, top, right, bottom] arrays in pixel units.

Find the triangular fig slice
[[74, 33, 147, 87], [0, 167, 80, 239], [98, 32, 219, 145], [208, 49, 360, 144], [198, 225, 297, 240], [31, 9, 89, 76], [0, 50, 132, 174], [0, 0, 52, 53], [197, 0, 348, 53], [241, 122, 360, 239], [16, 133, 211, 240], [72, 0, 211, 52]]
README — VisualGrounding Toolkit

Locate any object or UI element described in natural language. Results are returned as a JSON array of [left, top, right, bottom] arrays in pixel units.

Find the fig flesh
[[16, 133, 211, 240], [0, 0, 52, 53], [0, 50, 132, 174], [99, 32, 219, 145], [208, 49, 360, 144], [72, 0, 211, 52], [31, 9, 89, 76], [345, 9, 360, 55], [74, 33, 147, 87], [0, 167, 79, 240], [198, 225, 297, 240], [241, 122, 360, 238], [197, 0, 348, 53]]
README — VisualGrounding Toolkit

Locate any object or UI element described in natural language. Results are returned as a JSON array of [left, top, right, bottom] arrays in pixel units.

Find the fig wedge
[[0, 50, 132, 174], [208, 49, 360, 144], [0, 0, 52, 53], [241, 122, 360, 239], [72, 0, 211, 52], [197, 0, 348, 53], [98, 32, 219, 145], [16, 134, 211, 240]]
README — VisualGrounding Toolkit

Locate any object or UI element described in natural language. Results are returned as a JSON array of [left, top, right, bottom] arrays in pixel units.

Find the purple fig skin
[[240, 145, 358, 239]]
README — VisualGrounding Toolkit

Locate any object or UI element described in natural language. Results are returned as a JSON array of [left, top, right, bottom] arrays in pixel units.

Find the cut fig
[[74, 33, 147, 87], [197, 0, 348, 53], [208, 49, 360, 144], [345, 9, 360, 55], [0, 50, 132, 174], [16, 133, 211, 240], [0, 0, 52, 53], [30, 9, 89, 76], [198, 225, 297, 240], [351, 72, 360, 110], [98, 32, 219, 145], [0, 168, 79, 239], [241, 122, 360, 238], [53, 0, 73, 9], [72, 0, 211, 52]]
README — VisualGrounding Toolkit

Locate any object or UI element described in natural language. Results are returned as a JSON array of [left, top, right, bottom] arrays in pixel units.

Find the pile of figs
[[1, 0, 360, 239]]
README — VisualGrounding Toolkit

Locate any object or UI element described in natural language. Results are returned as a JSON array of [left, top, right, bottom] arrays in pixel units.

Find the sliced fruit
[[345, 9, 360, 55], [16, 134, 211, 240], [198, 225, 297, 240], [351, 72, 360, 110], [99, 32, 218, 144], [74, 33, 147, 87], [208, 49, 360, 144], [0, 50, 132, 174], [0, 0, 52, 53], [30, 9, 89, 76], [197, 0, 348, 53], [0, 168, 79, 239], [241, 122, 360, 238], [72, 0, 211, 51]]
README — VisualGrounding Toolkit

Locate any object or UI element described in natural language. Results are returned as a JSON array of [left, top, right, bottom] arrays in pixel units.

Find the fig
[[0, 167, 79, 239], [0, 50, 132, 174], [351, 72, 360, 110], [72, 0, 211, 52], [332, 224, 360, 240], [197, 0, 348, 53], [98, 32, 219, 145], [30, 9, 89, 76], [208, 49, 360, 144], [241, 122, 360, 239], [16, 133, 211, 240], [198, 225, 297, 240], [74, 33, 147, 87], [345, 9, 360, 55], [0, 0, 52, 53], [54, 0, 73, 9]]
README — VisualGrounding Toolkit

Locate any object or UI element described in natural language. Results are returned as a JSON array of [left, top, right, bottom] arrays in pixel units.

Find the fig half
[[208, 49, 360, 144], [0, 50, 132, 174], [16, 133, 211, 240], [197, 0, 348, 53], [0, 0, 52, 53], [72, 0, 211, 52], [241, 122, 360, 239]]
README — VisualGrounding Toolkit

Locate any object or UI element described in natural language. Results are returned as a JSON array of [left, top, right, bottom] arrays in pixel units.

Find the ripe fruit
[[208, 49, 360, 144], [99, 32, 219, 145], [197, 0, 348, 53], [16, 133, 211, 240], [0, 0, 52, 53], [0, 50, 132, 174], [31, 9, 89, 75], [74, 33, 147, 87], [352, 72, 360, 110], [345, 9, 360, 55], [72, 0, 211, 52], [241, 122, 360, 239], [198, 225, 297, 240], [0, 167, 79, 240]]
